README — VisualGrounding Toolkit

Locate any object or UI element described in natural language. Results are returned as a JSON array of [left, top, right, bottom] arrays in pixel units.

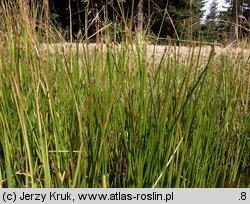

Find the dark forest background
[[2, 0, 250, 43]]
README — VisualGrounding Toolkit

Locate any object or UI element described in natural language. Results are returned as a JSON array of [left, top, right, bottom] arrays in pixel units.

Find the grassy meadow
[[0, 1, 249, 188]]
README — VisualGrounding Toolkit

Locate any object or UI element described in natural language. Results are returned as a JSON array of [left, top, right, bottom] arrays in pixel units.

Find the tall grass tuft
[[0, 0, 249, 187]]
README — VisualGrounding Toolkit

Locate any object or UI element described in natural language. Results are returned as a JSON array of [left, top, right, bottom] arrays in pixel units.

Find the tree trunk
[[229, 0, 239, 42], [136, 0, 144, 42]]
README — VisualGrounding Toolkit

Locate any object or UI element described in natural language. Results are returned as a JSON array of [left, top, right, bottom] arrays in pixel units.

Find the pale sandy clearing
[[40, 43, 250, 64]]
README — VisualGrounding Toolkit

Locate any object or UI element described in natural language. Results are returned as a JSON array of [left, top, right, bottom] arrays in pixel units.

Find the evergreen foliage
[[4, 0, 248, 42], [46, 0, 206, 41], [217, 0, 250, 41], [205, 0, 219, 41], [145, 0, 206, 40]]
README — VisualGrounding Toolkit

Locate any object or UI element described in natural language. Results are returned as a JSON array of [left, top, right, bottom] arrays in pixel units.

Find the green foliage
[[203, 0, 219, 42], [217, 0, 250, 41], [137, 0, 206, 40], [1, 40, 249, 187], [206, 0, 219, 21], [0, 0, 249, 188], [45, 0, 206, 41]]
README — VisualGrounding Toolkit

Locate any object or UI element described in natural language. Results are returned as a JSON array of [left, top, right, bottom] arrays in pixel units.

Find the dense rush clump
[[0, 0, 249, 188]]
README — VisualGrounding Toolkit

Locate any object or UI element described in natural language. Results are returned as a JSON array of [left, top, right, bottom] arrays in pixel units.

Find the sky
[[204, 0, 230, 11], [203, 0, 230, 18]]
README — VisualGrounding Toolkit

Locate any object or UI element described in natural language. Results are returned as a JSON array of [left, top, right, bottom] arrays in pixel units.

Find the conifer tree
[[136, 0, 144, 42], [205, 0, 219, 41], [206, 0, 219, 21], [144, 0, 206, 40], [41, 0, 208, 41]]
